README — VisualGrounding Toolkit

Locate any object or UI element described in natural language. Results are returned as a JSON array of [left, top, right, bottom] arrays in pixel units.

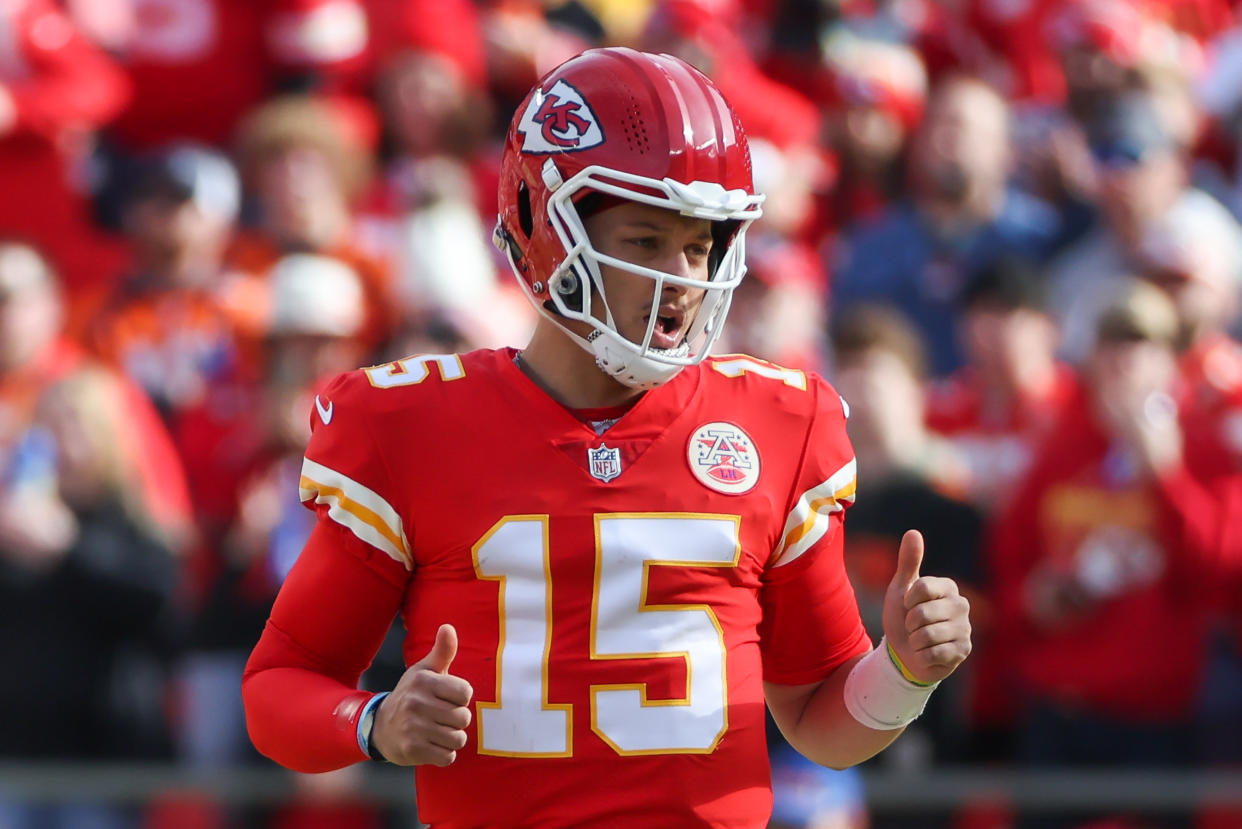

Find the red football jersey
[[1178, 334, 1242, 482], [244, 347, 870, 828]]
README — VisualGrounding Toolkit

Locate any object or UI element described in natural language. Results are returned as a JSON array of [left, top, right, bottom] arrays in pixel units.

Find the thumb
[[416, 623, 458, 674], [890, 529, 924, 592]]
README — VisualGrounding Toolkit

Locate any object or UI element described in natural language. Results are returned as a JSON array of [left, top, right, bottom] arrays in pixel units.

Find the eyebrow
[[620, 220, 714, 240]]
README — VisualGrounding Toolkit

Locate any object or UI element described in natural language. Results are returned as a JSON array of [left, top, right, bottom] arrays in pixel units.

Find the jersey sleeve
[[242, 371, 413, 772], [759, 381, 871, 686], [298, 371, 412, 578], [242, 517, 406, 772]]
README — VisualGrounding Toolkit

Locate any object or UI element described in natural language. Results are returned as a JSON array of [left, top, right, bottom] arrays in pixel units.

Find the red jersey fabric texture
[[243, 347, 871, 828]]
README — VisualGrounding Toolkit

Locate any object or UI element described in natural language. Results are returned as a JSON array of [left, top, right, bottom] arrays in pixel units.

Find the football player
[[242, 47, 972, 827]]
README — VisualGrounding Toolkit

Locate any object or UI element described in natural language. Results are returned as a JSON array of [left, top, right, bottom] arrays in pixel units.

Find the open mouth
[[644, 307, 686, 350]]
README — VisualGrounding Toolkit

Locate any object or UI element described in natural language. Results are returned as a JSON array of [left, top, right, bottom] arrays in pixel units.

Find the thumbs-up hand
[[881, 530, 972, 686], [371, 624, 474, 767]]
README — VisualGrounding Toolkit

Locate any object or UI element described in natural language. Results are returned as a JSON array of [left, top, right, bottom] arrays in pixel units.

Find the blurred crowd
[[2, 1, 1242, 828]]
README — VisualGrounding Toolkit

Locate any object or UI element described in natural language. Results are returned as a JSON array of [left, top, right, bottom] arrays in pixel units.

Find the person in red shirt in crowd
[[242, 47, 972, 828], [223, 94, 395, 356], [815, 28, 929, 239], [926, 257, 1077, 512], [0, 0, 131, 297], [991, 281, 1226, 829], [1134, 194, 1242, 771]]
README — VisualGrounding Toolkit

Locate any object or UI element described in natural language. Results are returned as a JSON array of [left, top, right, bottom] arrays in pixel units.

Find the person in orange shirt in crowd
[[89, 144, 247, 418], [991, 281, 1225, 829], [0, 0, 131, 297], [223, 94, 395, 358], [926, 257, 1078, 512], [0, 241, 191, 545]]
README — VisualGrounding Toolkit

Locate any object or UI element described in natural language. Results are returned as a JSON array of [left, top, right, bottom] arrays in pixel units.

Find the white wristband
[[843, 637, 939, 731]]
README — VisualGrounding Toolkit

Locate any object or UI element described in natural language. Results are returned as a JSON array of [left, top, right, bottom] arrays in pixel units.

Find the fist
[[371, 624, 474, 767], [882, 530, 972, 685]]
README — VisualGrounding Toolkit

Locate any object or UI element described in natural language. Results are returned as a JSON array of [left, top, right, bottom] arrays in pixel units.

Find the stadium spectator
[[830, 304, 984, 770], [88, 144, 247, 418], [641, 0, 822, 153], [926, 257, 1077, 512], [831, 74, 1064, 376], [815, 27, 928, 236], [1134, 196, 1242, 767], [0, 244, 189, 829], [224, 94, 395, 355], [0, 242, 192, 548], [990, 281, 1217, 828], [716, 138, 830, 372], [106, 0, 379, 151], [0, 0, 131, 296], [1048, 91, 1238, 363], [176, 252, 372, 777], [359, 49, 532, 350]]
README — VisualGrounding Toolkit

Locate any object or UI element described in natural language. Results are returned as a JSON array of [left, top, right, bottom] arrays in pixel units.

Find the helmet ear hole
[[554, 271, 584, 312], [554, 272, 579, 296], [517, 180, 533, 239]]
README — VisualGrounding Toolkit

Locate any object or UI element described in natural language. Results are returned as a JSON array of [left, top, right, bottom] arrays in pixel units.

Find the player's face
[[582, 201, 713, 351]]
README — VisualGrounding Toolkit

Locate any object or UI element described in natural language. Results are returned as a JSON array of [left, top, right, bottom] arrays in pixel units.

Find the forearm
[[240, 518, 408, 772], [242, 657, 375, 773], [765, 655, 903, 770]]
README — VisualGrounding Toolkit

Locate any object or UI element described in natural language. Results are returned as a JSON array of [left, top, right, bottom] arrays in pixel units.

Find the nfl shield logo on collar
[[588, 444, 622, 483]]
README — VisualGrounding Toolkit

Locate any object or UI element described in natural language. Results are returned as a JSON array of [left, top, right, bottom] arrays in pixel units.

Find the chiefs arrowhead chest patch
[[687, 422, 760, 494]]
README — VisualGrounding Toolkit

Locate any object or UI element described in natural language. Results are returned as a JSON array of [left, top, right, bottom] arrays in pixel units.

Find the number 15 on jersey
[[472, 512, 741, 758]]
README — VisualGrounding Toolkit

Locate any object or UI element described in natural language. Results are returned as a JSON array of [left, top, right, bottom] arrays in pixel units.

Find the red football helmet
[[495, 47, 764, 389]]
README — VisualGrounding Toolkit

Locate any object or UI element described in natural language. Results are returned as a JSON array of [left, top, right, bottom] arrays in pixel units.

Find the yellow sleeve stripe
[[299, 457, 412, 569], [771, 458, 857, 567]]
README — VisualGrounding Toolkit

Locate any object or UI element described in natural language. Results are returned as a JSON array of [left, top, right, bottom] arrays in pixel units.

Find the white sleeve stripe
[[299, 457, 412, 569], [771, 458, 857, 567]]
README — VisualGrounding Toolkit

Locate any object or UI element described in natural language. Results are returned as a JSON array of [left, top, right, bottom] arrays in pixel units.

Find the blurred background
[[1, 0, 1242, 827]]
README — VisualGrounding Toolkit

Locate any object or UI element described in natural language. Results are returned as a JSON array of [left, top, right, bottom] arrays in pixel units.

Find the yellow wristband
[[886, 640, 936, 687]]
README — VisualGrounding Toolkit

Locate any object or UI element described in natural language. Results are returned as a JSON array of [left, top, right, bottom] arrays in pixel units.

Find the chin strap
[[588, 330, 687, 390]]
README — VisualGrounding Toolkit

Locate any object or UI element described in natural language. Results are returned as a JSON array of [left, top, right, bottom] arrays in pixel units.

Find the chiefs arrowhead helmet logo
[[517, 79, 605, 153]]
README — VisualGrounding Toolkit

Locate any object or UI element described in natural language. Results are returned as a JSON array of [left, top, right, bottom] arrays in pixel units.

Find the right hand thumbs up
[[371, 624, 473, 767]]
